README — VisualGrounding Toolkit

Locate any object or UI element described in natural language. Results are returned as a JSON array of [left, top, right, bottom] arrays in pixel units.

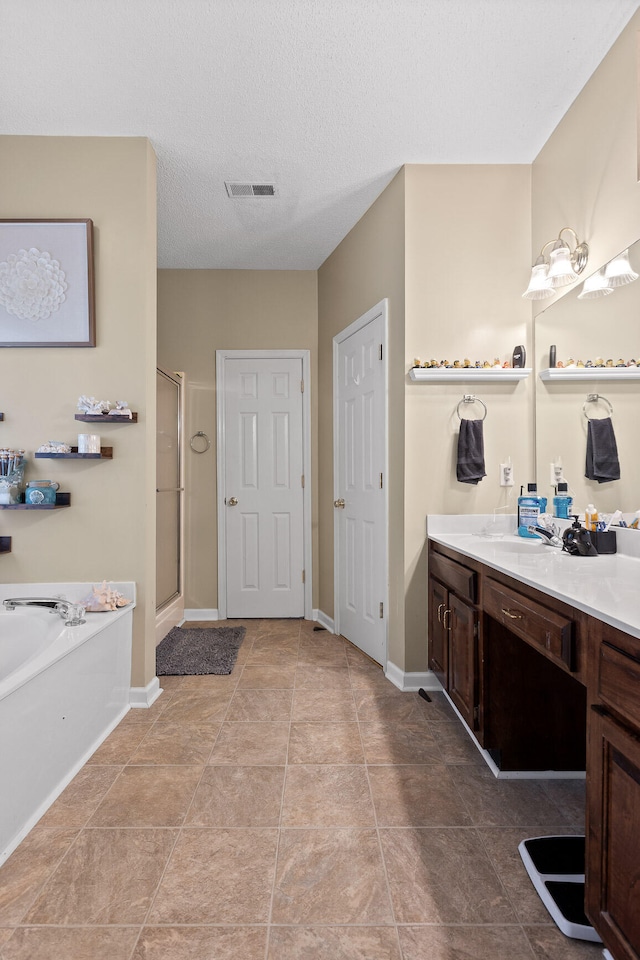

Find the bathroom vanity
[[427, 517, 640, 960]]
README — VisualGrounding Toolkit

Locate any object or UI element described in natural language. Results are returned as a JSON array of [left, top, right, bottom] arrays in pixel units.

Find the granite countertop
[[427, 515, 640, 640]]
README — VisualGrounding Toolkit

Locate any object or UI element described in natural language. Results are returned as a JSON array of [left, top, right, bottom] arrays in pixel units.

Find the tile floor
[[0, 618, 604, 959]]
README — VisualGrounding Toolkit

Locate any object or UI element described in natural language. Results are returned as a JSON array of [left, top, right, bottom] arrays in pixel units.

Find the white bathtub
[[0, 582, 136, 865]]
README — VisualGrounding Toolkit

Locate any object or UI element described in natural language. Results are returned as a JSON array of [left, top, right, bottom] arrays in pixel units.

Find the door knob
[[228, 497, 238, 506], [333, 498, 345, 508]]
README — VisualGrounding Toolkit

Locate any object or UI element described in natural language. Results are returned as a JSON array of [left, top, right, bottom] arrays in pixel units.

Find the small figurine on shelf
[[576, 360, 585, 368], [109, 401, 133, 419], [428, 359, 438, 368], [616, 359, 626, 367], [462, 358, 472, 368], [585, 361, 594, 368], [629, 359, 637, 367], [502, 361, 510, 368], [475, 361, 483, 368], [605, 359, 614, 367], [566, 358, 576, 368], [595, 358, 605, 367], [77, 396, 110, 416], [492, 358, 501, 368], [453, 360, 461, 368], [413, 358, 421, 368]]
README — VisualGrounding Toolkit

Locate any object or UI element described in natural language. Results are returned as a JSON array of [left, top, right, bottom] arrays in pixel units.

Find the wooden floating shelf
[[539, 367, 640, 382], [75, 412, 137, 423], [409, 367, 531, 383], [0, 536, 11, 553], [35, 447, 113, 460], [0, 493, 71, 510]]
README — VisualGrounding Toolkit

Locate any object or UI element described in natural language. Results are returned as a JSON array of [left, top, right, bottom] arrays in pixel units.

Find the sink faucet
[[3, 597, 86, 626], [527, 526, 563, 548]]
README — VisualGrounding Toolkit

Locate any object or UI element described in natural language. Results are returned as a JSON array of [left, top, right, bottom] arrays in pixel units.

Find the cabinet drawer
[[598, 642, 640, 730], [484, 579, 575, 670], [429, 552, 477, 603]]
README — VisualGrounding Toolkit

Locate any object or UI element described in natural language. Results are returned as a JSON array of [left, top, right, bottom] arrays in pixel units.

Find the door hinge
[[379, 343, 383, 360], [301, 379, 304, 393], [473, 705, 479, 722], [473, 621, 479, 639], [301, 474, 305, 488], [379, 472, 383, 489], [302, 570, 306, 583], [379, 602, 384, 619]]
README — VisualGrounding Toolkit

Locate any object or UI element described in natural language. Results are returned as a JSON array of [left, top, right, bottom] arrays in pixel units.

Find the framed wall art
[[0, 219, 95, 347]]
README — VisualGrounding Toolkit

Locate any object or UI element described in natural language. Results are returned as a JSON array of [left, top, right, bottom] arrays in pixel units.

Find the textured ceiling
[[1, 1, 639, 270]]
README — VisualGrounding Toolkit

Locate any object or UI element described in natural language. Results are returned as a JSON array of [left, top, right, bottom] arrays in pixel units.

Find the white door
[[334, 304, 387, 664], [222, 356, 305, 618]]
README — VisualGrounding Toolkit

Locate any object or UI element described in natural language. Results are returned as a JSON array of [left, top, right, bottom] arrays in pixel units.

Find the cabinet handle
[[443, 608, 451, 630], [437, 602, 445, 622], [501, 607, 523, 620]]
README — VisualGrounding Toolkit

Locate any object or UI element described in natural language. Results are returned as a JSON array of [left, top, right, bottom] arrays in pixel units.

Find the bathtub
[[0, 582, 135, 865]]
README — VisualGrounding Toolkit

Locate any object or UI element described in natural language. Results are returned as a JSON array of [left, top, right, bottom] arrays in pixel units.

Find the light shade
[[577, 268, 613, 300], [522, 258, 555, 300], [547, 242, 577, 287], [604, 248, 639, 287]]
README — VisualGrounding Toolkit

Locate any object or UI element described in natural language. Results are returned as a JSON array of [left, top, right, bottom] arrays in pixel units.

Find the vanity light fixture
[[604, 248, 638, 287], [577, 267, 614, 300], [522, 227, 589, 300]]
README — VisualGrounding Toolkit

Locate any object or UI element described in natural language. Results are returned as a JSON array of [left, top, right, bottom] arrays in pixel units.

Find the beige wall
[[317, 169, 406, 666], [532, 12, 640, 514], [157, 269, 318, 611], [404, 164, 532, 670], [0, 136, 157, 688]]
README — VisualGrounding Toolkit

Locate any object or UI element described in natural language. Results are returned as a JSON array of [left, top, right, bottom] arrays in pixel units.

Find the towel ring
[[457, 394, 487, 421], [190, 431, 211, 453], [583, 393, 613, 419]]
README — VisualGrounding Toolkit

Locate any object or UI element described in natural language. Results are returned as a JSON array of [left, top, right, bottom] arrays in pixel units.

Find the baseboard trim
[[130, 676, 163, 708], [314, 609, 335, 633], [155, 596, 184, 645], [183, 608, 219, 622], [385, 662, 443, 692]]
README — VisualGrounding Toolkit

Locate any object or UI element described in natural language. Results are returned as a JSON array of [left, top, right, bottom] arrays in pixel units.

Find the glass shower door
[[156, 368, 182, 610]]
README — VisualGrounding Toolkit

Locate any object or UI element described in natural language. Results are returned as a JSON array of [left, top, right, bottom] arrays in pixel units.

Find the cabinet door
[[448, 593, 477, 729], [428, 577, 448, 688], [586, 707, 640, 960]]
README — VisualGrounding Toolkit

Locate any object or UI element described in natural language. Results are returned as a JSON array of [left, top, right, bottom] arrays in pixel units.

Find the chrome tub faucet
[[3, 597, 86, 626]]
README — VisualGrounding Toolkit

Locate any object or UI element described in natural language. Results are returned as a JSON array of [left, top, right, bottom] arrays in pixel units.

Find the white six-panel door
[[334, 304, 387, 664], [222, 357, 305, 618]]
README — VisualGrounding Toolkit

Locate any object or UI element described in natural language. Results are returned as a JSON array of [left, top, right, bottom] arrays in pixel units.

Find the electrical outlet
[[500, 463, 514, 486], [550, 461, 564, 485]]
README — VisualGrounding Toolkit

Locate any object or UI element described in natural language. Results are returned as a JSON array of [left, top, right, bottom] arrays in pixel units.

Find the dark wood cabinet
[[428, 536, 640, 960], [587, 621, 640, 960], [427, 547, 479, 732], [587, 707, 640, 960]]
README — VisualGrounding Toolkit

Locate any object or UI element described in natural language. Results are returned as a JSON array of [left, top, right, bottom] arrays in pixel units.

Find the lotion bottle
[[585, 503, 599, 531]]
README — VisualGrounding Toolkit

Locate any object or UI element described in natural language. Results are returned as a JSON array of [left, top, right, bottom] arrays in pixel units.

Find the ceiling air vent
[[225, 181, 277, 198]]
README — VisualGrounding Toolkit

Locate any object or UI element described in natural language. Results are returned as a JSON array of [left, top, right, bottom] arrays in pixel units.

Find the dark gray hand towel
[[585, 417, 620, 483], [457, 418, 486, 484]]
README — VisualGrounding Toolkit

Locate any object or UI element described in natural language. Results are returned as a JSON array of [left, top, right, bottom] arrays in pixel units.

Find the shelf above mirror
[[410, 368, 531, 383], [539, 367, 640, 382]]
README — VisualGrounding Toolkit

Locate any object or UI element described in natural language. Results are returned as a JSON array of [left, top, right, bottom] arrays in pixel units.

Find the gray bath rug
[[156, 625, 246, 676]]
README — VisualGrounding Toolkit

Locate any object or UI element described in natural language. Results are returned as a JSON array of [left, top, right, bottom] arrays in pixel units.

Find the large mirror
[[534, 240, 640, 519]]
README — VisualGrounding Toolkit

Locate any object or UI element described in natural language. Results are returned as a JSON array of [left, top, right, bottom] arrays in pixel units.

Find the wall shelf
[[539, 367, 640, 382], [0, 537, 11, 553], [35, 447, 113, 460], [410, 367, 531, 383], [75, 413, 137, 423], [0, 493, 71, 510]]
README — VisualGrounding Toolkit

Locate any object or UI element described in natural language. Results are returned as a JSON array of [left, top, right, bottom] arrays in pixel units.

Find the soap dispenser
[[562, 516, 598, 557], [518, 483, 544, 538]]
